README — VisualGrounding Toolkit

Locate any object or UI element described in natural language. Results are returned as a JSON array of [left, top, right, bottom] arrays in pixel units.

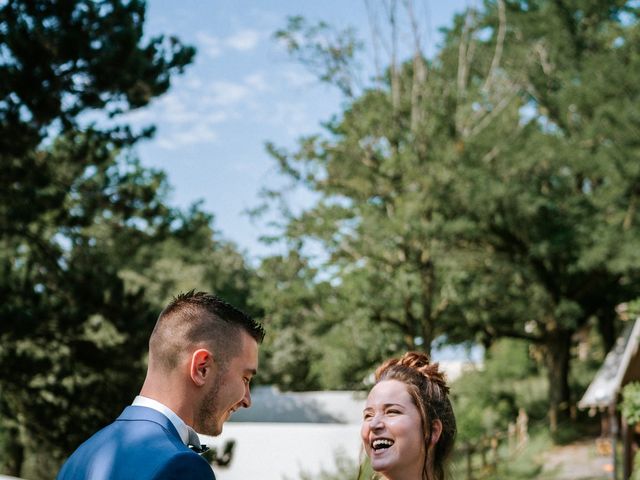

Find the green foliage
[[627, 298, 640, 318], [119, 202, 254, 313], [0, 135, 164, 474], [454, 427, 551, 480], [452, 0, 640, 420], [261, 14, 479, 384], [274, 16, 362, 97], [621, 382, 640, 425], [0, 1, 251, 478], [288, 450, 361, 480], [452, 339, 544, 443], [258, 2, 640, 437], [248, 252, 326, 390], [0, 0, 195, 159]]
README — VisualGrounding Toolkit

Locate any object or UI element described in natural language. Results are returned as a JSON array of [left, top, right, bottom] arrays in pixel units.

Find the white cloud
[[226, 29, 261, 51], [204, 81, 251, 107], [281, 68, 316, 88], [156, 123, 218, 150], [265, 101, 315, 137], [158, 95, 199, 125], [196, 29, 262, 59], [200, 74, 266, 107], [244, 73, 268, 91], [123, 107, 155, 125], [203, 111, 231, 124], [196, 32, 222, 58], [184, 76, 204, 90]]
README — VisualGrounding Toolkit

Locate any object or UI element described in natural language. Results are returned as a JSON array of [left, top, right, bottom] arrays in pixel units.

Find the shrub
[[621, 382, 640, 426]]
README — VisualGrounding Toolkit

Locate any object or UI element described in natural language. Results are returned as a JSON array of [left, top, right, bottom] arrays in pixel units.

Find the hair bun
[[397, 351, 450, 394]]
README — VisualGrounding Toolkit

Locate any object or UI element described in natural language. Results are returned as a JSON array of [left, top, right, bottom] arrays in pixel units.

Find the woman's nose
[[369, 414, 384, 430]]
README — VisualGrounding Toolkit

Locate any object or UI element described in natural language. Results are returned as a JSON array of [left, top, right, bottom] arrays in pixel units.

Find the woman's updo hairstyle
[[374, 351, 456, 480]]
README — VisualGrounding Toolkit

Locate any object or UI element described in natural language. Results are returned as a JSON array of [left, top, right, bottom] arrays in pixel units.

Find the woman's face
[[361, 379, 425, 480]]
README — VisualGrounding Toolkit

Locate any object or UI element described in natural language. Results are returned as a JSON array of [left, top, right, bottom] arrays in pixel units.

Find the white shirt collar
[[132, 395, 201, 448]]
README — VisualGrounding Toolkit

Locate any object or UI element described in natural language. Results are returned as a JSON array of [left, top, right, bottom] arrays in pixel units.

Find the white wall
[[202, 423, 363, 480]]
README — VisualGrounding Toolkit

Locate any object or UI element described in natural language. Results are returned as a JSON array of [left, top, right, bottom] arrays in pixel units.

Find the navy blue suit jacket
[[57, 406, 215, 480]]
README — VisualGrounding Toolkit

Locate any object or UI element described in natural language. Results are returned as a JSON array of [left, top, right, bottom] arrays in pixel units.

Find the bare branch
[[623, 192, 637, 230], [386, 0, 401, 112], [482, 0, 506, 93], [403, 0, 424, 59], [457, 8, 475, 96], [467, 82, 520, 138], [533, 40, 554, 76], [404, 0, 428, 133], [481, 145, 501, 164], [456, 8, 476, 135], [364, 0, 386, 85]]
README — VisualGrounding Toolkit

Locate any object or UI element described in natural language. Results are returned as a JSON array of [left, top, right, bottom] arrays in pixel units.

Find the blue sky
[[129, 0, 472, 262]]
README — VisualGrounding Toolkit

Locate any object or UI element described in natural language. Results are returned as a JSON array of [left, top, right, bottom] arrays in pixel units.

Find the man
[[57, 291, 265, 480]]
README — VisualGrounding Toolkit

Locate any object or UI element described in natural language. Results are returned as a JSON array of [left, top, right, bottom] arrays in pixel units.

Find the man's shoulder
[[151, 451, 215, 480], [79, 406, 180, 450], [56, 407, 194, 480]]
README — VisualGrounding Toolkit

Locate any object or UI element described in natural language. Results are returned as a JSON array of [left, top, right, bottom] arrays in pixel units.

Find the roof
[[579, 317, 640, 409], [228, 386, 366, 424]]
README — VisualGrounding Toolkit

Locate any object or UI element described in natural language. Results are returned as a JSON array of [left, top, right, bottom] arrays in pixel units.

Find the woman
[[361, 352, 456, 480]]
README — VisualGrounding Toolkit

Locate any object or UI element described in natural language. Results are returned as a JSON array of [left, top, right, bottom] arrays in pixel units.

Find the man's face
[[196, 330, 258, 436]]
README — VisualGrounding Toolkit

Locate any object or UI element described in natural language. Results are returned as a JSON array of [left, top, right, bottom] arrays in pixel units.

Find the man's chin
[[194, 419, 222, 437], [205, 422, 223, 437]]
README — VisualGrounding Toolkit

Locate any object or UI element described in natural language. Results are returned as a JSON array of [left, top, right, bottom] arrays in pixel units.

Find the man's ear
[[430, 419, 443, 446], [190, 349, 213, 386]]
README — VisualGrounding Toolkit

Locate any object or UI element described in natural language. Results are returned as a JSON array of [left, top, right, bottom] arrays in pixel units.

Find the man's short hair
[[148, 290, 265, 372]]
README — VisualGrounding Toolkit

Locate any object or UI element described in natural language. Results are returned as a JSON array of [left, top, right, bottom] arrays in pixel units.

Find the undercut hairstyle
[[374, 352, 456, 480], [148, 290, 265, 372]]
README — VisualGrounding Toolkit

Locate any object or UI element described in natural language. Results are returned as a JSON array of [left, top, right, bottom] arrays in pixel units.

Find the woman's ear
[[430, 419, 443, 446]]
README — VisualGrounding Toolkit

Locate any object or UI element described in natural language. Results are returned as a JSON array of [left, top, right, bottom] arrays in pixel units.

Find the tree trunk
[[597, 312, 616, 352], [419, 254, 435, 356], [545, 329, 572, 434], [2, 423, 24, 478], [420, 319, 434, 357]]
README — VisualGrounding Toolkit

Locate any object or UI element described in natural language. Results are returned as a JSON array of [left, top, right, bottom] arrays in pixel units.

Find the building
[[579, 316, 640, 480]]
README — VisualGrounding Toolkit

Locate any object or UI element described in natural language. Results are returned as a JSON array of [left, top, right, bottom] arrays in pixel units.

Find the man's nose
[[241, 383, 252, 408]]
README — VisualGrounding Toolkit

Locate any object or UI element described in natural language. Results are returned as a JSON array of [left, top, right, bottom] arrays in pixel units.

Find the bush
[[621, 382, 640, 425], [452, 338, 543, 443]]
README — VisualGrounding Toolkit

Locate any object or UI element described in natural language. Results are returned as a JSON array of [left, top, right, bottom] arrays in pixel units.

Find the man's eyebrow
[[245, 368, 257, 376]]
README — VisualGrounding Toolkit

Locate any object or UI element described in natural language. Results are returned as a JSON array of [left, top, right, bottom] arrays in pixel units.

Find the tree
[[249, 247, 401, 390], [261, 0, 640, 432], [0, 0, 194, 155], [0, 1, 197, 476], [119, 202, 255, 315], [0, 136, 168, 477], [266, 5, 478, 363], [259, 0, 519, 385], [444, 0, 640, 429]]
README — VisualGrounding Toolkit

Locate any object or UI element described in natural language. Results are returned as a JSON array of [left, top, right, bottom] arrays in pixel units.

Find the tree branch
[[481, 0, 506, 94]]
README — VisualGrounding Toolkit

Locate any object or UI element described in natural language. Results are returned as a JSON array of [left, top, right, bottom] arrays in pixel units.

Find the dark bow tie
[[187, 427, 208, 454], [188, 443, 209, 454]]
